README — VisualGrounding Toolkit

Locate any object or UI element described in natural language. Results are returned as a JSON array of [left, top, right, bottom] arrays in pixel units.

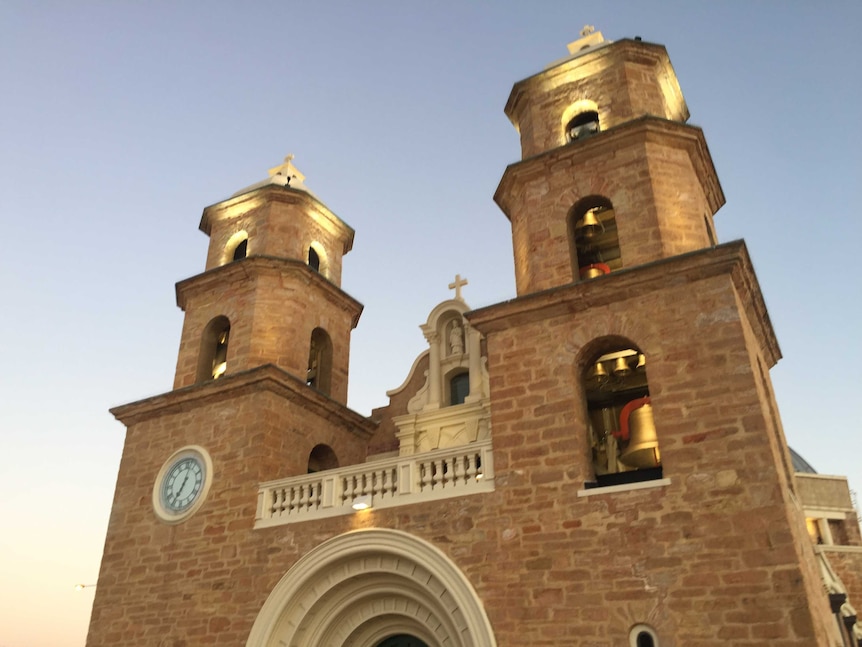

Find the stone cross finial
[[448, 274, 468, 301], [268, 154, 306, 186], [580, 25, 596, 37]]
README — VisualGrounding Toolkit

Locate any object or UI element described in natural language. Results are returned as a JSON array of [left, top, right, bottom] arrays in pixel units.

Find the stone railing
[[255, 439, 495, 528]]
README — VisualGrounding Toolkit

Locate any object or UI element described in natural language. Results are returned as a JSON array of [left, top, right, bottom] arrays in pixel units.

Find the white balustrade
[[255, 439, 495, 528]]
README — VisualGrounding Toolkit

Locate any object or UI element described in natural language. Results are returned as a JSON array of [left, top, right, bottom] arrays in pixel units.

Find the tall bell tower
[[469, 29, 839, 644]]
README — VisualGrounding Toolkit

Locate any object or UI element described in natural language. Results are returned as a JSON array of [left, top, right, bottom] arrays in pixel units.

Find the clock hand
[[177, 471, 190, 497]]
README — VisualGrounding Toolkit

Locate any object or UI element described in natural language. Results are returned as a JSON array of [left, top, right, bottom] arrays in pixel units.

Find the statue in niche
[[449, 319, 464, 356]]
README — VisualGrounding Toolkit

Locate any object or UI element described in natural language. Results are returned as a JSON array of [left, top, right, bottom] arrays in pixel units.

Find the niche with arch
[[223, 230, 249, 265], [307, 327, 333, 395], [629, 624, 659, 647], [568, 196, 621, 281], [307, 242, 329, 278], [196, 316, 231, 383], [565, 110, 600, 142], [583, 342, 662, 487], [307, 444, 339, 474]]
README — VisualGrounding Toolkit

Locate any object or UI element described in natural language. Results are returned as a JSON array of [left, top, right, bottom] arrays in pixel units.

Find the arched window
[[224, 231, 249, 264], [629, 624, 659, 647], [584, 345, 661, 487], [448, 371, 470, 406], [308, 246, 320, 272], [196, 316, 231, 383], [568, 196, 621, 281], [307, 328, 333, 395], [307, 444, 339, 473], [233, 238, 248, 261], [565, 110, 600, 142]]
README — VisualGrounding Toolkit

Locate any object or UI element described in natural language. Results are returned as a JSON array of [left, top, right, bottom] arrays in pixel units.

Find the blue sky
[[1, 2, 860, 645]]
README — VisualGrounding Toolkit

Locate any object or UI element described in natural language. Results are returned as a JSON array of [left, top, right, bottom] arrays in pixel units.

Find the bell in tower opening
[[584, 347, 661, 487]]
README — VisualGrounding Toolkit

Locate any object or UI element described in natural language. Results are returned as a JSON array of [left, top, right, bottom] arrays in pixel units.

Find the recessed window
[[584, 346, 662, 488], [307, 444, 338, 473], [569, 197, 621, 281], [233, 238, 248, 261], [224, 231, 249, 264], [196, 316, 231, 383], [307, 328, 333, 395], [629, 624, 659, 647], [308, 247, 320, 272], [449, 371, 470, 406], [565, 110, 600, 142], [636, 632, 655, 647]]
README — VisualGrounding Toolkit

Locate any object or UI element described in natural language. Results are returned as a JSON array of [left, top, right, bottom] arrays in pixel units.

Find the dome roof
[[789, 447, 817, 474]]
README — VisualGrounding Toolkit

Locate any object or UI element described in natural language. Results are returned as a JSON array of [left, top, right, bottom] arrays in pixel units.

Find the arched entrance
[[377, 636, 429, 647], [246, 529, 497, 647]]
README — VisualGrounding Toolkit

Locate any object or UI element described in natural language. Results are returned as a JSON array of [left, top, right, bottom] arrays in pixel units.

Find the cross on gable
[[448, 274, 468, 301]]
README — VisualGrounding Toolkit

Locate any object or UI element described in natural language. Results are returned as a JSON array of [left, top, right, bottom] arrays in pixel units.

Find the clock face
[[153, 446, 212, 523], [161, 456, 205, 512]]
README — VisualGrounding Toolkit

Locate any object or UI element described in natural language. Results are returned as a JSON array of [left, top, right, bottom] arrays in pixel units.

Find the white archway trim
[[246, 528, 497, 647]]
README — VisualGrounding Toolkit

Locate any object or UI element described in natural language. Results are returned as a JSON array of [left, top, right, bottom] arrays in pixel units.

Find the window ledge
[[577, 477, 671, 498]]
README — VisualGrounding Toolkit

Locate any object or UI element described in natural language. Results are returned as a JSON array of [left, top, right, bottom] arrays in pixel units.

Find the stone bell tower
[[469, 29, 840, 644], [86, 157, 376, 645]]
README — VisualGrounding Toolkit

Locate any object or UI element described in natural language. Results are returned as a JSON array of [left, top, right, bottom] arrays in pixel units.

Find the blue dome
[[789, 447, 817, 474]]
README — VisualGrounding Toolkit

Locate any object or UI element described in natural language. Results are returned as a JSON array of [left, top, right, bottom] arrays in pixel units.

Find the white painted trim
[[796, 473, 850, 483], [804, 508, 849, 520], [255, 440, 495, 527], [577, 478, 671, 498], [816, 545, 862, 555], [629, 623, 659, 646], [245, 528, 497, 647]]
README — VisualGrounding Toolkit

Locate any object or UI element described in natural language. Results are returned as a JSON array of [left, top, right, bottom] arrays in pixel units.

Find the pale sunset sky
[[0, 2, 860, 645]]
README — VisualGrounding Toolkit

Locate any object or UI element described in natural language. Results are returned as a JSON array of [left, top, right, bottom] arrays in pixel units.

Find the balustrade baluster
[[466, 453, 477, 481], [453, 454, 465, 485]]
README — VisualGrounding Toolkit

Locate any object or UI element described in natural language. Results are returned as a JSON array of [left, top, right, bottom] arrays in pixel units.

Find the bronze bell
[[575, 209, 603, 239], [579, 264, 606, 280], [619, 402, 660, 469], [588, 361, 609, 384], [612, 356, 632, 377]]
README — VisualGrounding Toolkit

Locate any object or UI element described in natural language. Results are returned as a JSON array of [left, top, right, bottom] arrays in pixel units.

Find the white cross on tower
[[448, 274, 468, 301]]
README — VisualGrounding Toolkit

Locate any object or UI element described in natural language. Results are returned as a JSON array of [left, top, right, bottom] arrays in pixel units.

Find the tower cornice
[[505, 38, 689, 132], [467, 240, 780, 367], [175, 255, 364, 329], [200, 184, 355, 255], [494, 116, 725, 218], [110, 363, 377, 437]]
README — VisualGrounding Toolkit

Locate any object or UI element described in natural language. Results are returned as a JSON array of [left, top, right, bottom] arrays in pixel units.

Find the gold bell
[[579, 263, 610, 280], [612, 356, 632, 377], [575, 209, 604, 239], [619, 401, 661, 469], [588, 361, 609, 384], [635, 353, 646, 372]]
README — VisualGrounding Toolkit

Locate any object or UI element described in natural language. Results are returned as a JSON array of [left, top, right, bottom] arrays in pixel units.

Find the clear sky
[[1, 2, 860, 645]]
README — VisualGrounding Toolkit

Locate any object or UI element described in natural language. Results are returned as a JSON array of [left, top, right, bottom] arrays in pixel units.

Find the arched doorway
[[246, 529, 497, 647], [377, 636, 429, 647]]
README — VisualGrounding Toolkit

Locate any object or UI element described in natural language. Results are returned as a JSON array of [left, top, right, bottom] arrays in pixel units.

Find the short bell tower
[[86, 157, 376, 646], [172, 156, 362, 403]]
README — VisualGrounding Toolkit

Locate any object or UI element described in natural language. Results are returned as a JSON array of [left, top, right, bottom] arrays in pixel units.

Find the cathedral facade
[[87, 31, 862, 647]]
